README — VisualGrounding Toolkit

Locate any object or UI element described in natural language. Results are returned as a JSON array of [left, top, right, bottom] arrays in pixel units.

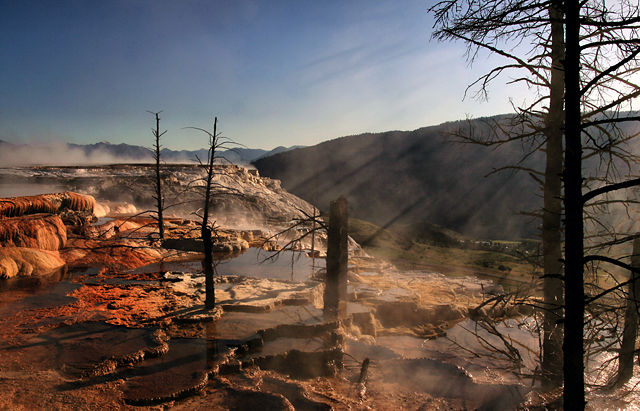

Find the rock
[[351, 312, 378, 337], [93, 202, 109, 217], [205, 382, 295, 411], [0, 247, 66, 278], [373, 301, 466, 331], [83, 219, 143, 240], [212, 238, 249, 253], [59, 210, 95, 229], [9, 165, 316, 230], [0, 192, 95, 218], [123, 339, 235, 406], [0, 214, 67, 250], [62, 238, 162, 270], [252, 348, 344, 379], [162, 236, 249, 253], [40, 323, 169, 379], [165, 273, 324, 313]]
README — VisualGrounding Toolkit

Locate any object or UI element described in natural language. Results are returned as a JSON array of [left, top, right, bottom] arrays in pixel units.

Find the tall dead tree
[[432, 1, 640, 406], [563, 1, 640, 406], [186, 116, 243, 308], [186, 116, 225, 309], [541, 0, 565, 388], [430, 0, 566, 387], [149, 110, 167, 240], [617, 237, 640, 385], [201, 117, 218, 308], [562, 2, 584, 406], [324, 196, 348, 319]]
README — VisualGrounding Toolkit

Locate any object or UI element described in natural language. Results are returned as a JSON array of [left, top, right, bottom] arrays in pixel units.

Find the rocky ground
[[0, 183, 546, 409]]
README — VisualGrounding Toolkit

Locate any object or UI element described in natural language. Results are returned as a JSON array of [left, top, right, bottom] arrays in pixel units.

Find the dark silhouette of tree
[[541, 0, 565, 389], [148, 111, 167, 240], [431, 0, 566, 388], [432, 0, 640, 407], [193, 116, 219, 309], [201, 117, 218, 308], [562, 1, 640, 406], [186, 117, 240, 309], [562, 3, 585, 405], [616, 237, 640, 385]]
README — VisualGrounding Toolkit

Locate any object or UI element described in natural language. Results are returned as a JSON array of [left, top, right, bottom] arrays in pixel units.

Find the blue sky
[[1, 0, 531, 150]]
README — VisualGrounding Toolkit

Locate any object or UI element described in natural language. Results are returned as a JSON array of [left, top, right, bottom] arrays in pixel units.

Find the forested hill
[[253, 116, 543, 240]]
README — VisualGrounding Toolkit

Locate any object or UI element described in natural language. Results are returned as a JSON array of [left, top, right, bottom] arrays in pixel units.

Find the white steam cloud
[[0, 142, 149, 166]]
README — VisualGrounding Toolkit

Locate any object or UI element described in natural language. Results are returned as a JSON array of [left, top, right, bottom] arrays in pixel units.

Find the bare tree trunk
[[311, 206, 316, 272], [617, 237, 640, 385], [203, 226, 215, 308], [153, 112, 165, 240], [324, 196, 348, 319], [202, 117, 218, 309], [563, 0, 585, 407], [541, 0, 565, 389]]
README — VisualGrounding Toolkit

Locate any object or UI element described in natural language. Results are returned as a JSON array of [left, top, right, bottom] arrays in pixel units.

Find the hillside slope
[[254, 118, 542, 240]]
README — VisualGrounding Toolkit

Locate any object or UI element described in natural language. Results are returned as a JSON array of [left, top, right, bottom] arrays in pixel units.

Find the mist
[[0, 139, 292, 167], [0, 141, 151, 166]]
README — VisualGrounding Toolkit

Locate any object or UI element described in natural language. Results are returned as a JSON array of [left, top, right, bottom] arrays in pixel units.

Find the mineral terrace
[[0, 165, 535, 410]]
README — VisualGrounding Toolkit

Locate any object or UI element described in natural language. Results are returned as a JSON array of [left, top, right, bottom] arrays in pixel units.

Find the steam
[[0, 140, 273, 168], [0, 141, 147, 166]]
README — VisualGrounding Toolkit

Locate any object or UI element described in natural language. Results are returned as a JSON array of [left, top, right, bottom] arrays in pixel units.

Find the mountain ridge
[[0, 140, 302, 166], [253, 115, 542, 240]]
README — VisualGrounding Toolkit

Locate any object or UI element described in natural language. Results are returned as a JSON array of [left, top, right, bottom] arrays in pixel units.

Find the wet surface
[[254, 336, 328, 358], [14, 282, 80, 311], [343, 333, 531, 410], [42, 322, 167, 378], [214, 305, 324, 340], [132, 248, 324, 283], [374, 357, 528, 409], [0, 251, 534, 409], [372, 317, 539, 387], [123, 338, 232, 405], [0, 278, 80, 312], [0, 246, 540, 411], [216, 248, 324, 282]]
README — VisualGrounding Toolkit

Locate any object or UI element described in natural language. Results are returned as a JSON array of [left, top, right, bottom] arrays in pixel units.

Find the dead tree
[[148, 111, 167, 240], [185, 116, 240, 309], [563, 2, 640, 406], [324, 196, 348, 319], [540, 0, 565, 389], [617, 237, 640, 385], [431, 0, 566, 387], [432, 1, 640, 406], [562, 3, 585, 405], [260, 197, 348, 319]]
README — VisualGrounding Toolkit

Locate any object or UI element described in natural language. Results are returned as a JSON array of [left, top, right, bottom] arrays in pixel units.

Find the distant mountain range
[[0, 139, 303, 166], [253, 116, 543, 240]]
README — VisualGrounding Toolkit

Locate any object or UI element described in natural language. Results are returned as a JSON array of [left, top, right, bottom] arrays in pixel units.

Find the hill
[[253, 116, 542, 240]]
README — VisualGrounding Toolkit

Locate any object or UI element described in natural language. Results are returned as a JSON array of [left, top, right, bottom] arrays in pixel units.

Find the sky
[[0, 0, 532, 150]]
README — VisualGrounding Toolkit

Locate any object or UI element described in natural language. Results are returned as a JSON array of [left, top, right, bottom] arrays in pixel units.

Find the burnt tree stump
[[324, 196, 348, 319]]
